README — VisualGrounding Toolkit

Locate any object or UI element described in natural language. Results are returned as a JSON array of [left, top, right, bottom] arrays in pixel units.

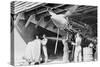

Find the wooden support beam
[[14, 1, 22, 5], [14, 2, 44, 14], [53, 4, 65, 9], [83, 8, 97, 13], [15, 2, 33, 10], [37, 4, 67, 14], [14, 1, 25, 7], [37, 5, 96, 16], [15, 3, 40, 14], [15, 3, 36, 13], [76, 7, 95, 12]]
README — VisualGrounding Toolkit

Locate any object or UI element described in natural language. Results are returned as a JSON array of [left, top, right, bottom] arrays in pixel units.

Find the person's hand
[[71, 42, 75, 45]]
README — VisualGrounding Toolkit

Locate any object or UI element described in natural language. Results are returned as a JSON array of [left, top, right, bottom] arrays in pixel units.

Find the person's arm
[[62, 39, 65, 45], [71, 42, 76, 45], [71, 35, 77, 45], [45, 38, 48, 45]]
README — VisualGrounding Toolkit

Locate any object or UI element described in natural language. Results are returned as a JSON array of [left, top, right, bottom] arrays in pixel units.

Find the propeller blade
[[64, 5, 79, 17], [54, 28, 60, 54]]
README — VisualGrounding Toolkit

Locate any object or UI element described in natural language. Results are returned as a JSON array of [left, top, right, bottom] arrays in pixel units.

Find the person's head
[[36, 35, 39, 39], [88, 43, 93, 48], [75, 32, 81, 39], [43, 34, 46, 38], [76, 32, 81, 37], [76, 33, 80, 37]]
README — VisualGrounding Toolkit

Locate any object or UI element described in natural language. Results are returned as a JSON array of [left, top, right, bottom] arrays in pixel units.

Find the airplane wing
[[25, 14, 68, 36]]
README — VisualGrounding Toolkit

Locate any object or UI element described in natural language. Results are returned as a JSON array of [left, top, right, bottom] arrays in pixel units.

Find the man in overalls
[[41, 34, 48, 63], [62, 35, 69, 63], [72, 33, 82, 62]]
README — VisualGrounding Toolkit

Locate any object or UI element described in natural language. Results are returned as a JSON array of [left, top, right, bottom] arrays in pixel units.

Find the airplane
[[13, 3, 97, 55], [23, 5, 96, 54]]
